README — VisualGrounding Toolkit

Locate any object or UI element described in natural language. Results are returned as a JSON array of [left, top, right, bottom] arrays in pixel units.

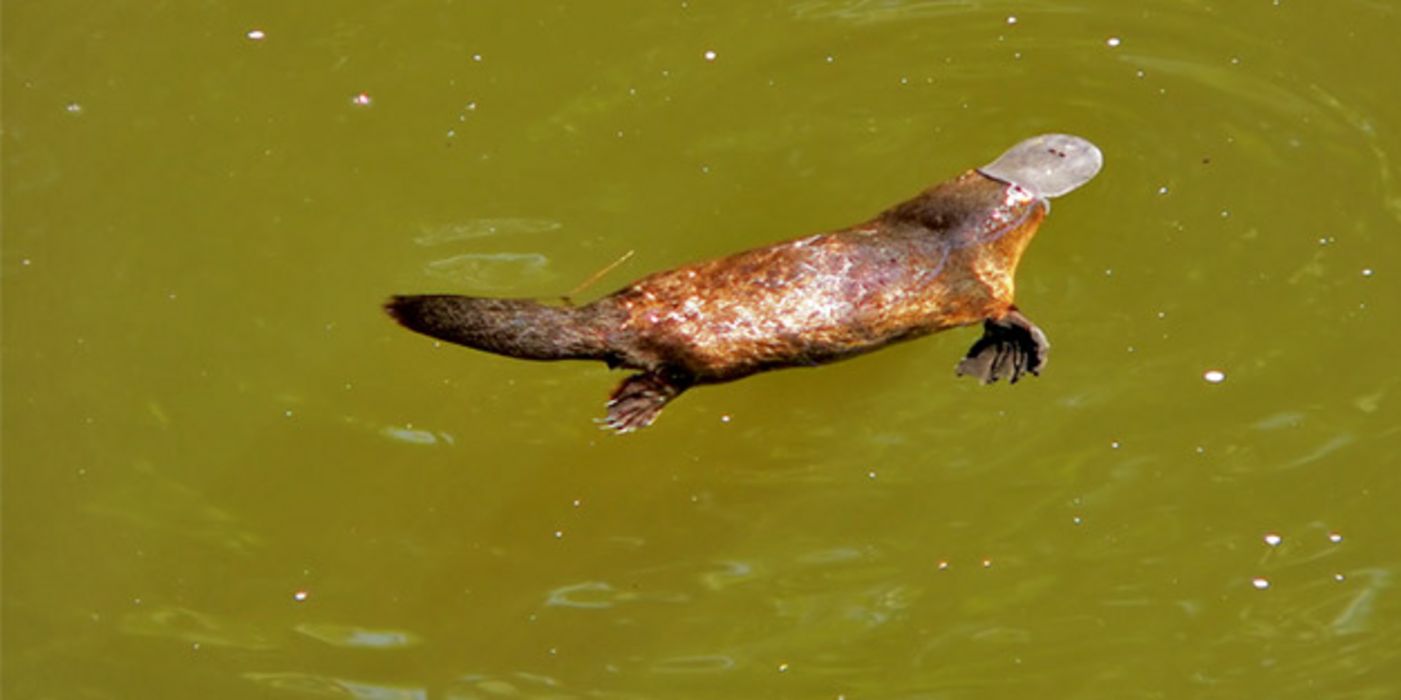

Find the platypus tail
[[384, 294, 609, 361]]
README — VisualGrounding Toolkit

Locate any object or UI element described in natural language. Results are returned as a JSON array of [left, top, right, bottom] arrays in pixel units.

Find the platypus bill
[[386, 134, 1103, 433]]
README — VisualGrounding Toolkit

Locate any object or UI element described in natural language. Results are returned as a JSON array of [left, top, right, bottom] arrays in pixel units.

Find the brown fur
[[386, 170, 1050, 432]]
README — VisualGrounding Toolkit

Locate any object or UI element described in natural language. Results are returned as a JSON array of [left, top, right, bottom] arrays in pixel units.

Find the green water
[[5, 1, 1400, 697]]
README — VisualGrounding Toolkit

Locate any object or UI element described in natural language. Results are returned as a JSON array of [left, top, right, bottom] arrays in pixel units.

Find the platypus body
[[386, 134, 1102, 432]]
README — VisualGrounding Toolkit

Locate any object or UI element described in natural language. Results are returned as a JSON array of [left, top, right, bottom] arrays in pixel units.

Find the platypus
[[386, 134, 1102, 432]]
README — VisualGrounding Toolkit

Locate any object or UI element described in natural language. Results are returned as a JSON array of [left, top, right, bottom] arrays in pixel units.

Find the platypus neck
[[880, 171, 1047, 261]]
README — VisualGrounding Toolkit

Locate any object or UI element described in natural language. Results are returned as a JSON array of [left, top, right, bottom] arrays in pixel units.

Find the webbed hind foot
[[955, 308, 1049, 385], [599, 371, 691, 433]]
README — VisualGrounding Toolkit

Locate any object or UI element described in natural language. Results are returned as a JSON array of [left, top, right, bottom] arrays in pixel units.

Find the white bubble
[[293, 590, 310, 601], [1251, 577, 1270, 590], [1361, 268, 1374, 277], [1328, 532, 1343, 543], [65, 102, 83, 114], [351, 92, 372, 107], [1006, 15, 1018, 24], [1203, 369, 1226, 384], [1263, 533, 1282, 547], [1333, 573, 1346, 582], [1106, 37, 1122, 47], [246, 29, 266, 40], [703, 50, 717, 61]]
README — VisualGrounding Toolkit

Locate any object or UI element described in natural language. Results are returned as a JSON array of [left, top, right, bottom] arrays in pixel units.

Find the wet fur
[[388, 171, 1050, 432]]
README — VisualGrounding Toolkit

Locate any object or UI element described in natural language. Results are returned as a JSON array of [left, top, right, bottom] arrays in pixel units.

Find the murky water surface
[[5, 1, 1400, 697]]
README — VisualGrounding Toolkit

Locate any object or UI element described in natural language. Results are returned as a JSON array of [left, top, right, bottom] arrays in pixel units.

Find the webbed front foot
[[955, 308, 1049, 385], [599, 370, 691, 433]]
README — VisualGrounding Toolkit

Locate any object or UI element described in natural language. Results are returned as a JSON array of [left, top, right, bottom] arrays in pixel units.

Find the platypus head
[[977, 134, 1103, 199]]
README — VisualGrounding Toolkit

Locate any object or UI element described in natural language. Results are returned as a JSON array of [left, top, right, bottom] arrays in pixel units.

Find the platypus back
[[384, 295, 609, 362]]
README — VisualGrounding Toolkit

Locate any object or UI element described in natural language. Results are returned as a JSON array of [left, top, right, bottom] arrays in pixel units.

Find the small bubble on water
[[1361, 268, 1374, 277], [1220, 209, 1230, 218], [1106, 37, 1122, 47], [1203, 369, 1226, 384], [472, 53, 483, 62], [1263, 533, 1282, 547], [293, 590, 309, 602], [1328, 532, 1343, 543], [867, 470, 877, 480], [1334, 573, 1346, 582], [1251, 577, 1271, 590], [553, 530, 564, 539], [1072, 515, 1083, 525], [351, 92, 372, 107], [246, 29, 266, 40], [21, 258, 32, 266], [981, 559, 993, 568], [937, 560, 950, 571], [1157, 186, 1169, 195], [777, 662, 790, 673], [1110, 441, 1121, 449], [65, 102, 83, 114], [1006, 15, 1018, 24], [825, 55, 835, 63], [703, 50, 717, 62], [720, 414, 731, 423]]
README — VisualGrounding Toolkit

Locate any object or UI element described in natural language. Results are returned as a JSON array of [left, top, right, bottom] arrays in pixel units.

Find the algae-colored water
[[5, 1, 1400, 698]]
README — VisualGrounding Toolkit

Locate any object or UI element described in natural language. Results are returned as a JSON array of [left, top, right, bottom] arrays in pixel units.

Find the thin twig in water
[[565, 249, 635, 302]]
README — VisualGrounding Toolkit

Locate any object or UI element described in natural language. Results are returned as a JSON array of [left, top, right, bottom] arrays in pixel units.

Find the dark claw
[[601, 371, 691, 434], [955, 309, 1050, 385]]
